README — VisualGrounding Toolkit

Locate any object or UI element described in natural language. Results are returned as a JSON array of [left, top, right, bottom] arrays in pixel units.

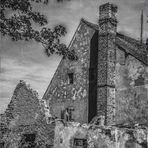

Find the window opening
[[73, 138, 87, 148], [20, 133, 36, 148], [68, 73, 74, 84], [61, 107, 74, 121]]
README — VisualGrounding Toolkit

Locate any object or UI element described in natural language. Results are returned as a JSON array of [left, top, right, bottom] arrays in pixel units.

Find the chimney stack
[[99, 3, 118, 35], [97, 3, 118, 126]]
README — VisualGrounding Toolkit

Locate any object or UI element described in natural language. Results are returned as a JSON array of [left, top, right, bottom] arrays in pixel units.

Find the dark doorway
[[20, 133, 36, 148], [0, 142, 5, 148], [88, 31, 98, 123]]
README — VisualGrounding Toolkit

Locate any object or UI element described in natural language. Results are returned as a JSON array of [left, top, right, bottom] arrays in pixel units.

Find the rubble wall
[[54, 121, 148, 148], [115, 48, 148, 125], [4, 81, 41, 127], [44, 22, 96, 124], [0, 81, 55, 148]]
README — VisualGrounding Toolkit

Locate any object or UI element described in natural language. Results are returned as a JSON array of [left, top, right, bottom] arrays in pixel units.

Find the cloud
[[0, 55, 61, 113], [64, 0, 83, 10]]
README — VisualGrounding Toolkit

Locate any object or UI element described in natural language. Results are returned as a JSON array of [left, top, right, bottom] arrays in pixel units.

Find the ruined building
[[0, 2, 148, 148], [43, 3, 148, 126], [0, 81, 55, 148]]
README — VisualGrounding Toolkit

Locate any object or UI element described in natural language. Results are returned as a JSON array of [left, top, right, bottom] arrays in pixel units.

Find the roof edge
[[117, 33, 147, 49], [42, 20, 82, 100], [81, 18, 98, 30]]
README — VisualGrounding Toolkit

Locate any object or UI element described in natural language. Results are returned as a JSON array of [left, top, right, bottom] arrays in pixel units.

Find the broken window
[[61, 107, 74, 121], [73, 138, 87, 148], [68, 73, 74, 84], [134, 75, 144, 86], [67, 107, 74, 121]]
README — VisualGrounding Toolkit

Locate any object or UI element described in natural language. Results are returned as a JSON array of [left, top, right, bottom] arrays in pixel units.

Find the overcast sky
[[0, 0, 148, 113]]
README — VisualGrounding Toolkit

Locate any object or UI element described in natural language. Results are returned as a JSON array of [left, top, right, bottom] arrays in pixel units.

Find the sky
[[0, 0, 148, 113]]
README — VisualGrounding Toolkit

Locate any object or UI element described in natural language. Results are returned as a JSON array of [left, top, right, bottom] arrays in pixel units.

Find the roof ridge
[[117, 33, 147, 48], [81, 18, 98, 30], [80, 18, 147, 49]]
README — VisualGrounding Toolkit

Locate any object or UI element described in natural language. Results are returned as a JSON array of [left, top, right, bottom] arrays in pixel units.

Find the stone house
[[0, 2, 148, 148], [42, 3, 148, 126]]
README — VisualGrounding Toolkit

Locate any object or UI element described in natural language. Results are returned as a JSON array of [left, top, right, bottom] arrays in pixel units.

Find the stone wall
[[54, 121, 148, 148], [115, 48, 148, 125], [0, 80, 55, 148], [44, 20, 96, 124]]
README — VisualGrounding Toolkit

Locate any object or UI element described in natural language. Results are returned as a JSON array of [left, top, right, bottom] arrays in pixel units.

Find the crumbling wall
[[4, 80, 41, 127], [44, 21, 96, 124], [0, 80, 55, 148], [54, 121, 148, 148], [115, 48, 148, 125]]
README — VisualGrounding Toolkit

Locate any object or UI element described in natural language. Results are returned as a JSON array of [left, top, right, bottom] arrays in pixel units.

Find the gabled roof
[[42, 19, 98, 100], [42, 19, 148, 100], [81, 18, 99, 30], [81, 19, 148, 65]]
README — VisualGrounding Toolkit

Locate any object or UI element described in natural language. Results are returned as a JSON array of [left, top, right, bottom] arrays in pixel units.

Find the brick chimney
[[97, 3, 118, 125]]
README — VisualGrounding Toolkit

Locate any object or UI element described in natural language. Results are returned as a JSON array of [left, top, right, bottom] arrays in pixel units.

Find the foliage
[[118, 89, 148, 126], [0, 0, 77, 60]]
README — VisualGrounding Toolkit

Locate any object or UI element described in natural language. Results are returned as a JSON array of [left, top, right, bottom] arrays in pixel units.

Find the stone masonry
[[43, 2, 148, 126], [0, 2, 148, 148], [0, 80, 55, 148], [97, 3, 117, 125]]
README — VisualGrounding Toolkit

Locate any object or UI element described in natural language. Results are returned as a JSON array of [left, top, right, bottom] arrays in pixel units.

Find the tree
[[0, 0, 77, 60]]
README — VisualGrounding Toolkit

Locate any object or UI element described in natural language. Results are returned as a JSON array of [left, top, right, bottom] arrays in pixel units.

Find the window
[[61, 107, 74, 121], [134, 75, 144, 86], [61, 110, 65, 120], [23, 134, 36, 142], [67, 107, 74, 121], [73, 138, 87, 148], [20, 133, 36, 148], [68, 73, 74, 84], [0, 142, 5, 148]]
